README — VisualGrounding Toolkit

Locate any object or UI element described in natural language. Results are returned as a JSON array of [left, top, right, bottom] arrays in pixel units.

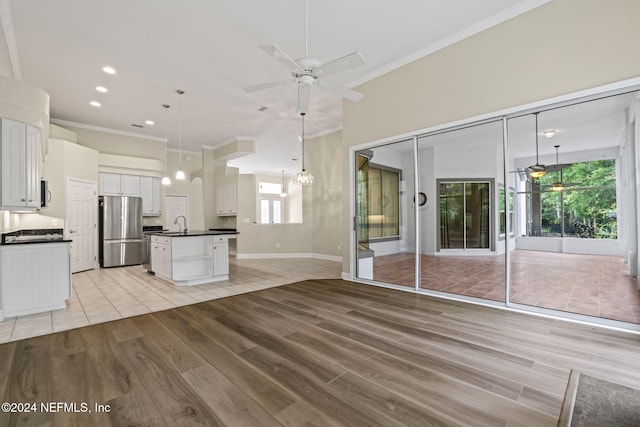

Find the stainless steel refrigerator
[[99, 196, 145, 267]]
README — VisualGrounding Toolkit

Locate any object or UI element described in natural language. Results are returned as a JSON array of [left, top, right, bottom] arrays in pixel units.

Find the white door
[[165, 195, 188, 232], [67, 179, 97, 273]]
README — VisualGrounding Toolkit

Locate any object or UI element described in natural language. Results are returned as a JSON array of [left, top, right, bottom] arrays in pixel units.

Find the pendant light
[[551, 145, 565, 191], [528, 112, 546, 179], [293, 113, 314, 185], [280, 170, 288, 197], [161, 104, 171, 186], [175, 89, 186, 180]]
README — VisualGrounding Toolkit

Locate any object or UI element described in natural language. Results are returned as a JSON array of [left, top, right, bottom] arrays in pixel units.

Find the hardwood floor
[[1, 279, 639, 426]]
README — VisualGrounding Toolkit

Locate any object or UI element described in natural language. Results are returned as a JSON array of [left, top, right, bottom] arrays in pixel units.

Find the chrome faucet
[[174, 215, 188, 233]]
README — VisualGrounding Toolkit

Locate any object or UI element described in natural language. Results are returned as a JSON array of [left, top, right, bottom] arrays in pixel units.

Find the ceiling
[[3, 0, 550, 174]]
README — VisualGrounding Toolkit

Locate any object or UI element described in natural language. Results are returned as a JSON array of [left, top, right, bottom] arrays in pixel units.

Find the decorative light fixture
[[293, 113, 314, 185], [175, 89, 186, 180], [528, 112, 546, 179], [543, 129, 556, 138], [161, 104, 171, 186], [280, 170, 288, 197]]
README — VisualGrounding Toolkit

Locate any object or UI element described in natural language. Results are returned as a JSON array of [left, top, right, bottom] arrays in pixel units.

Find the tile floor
[[372, 249, 640, 324], [0, 257, 342, 343]]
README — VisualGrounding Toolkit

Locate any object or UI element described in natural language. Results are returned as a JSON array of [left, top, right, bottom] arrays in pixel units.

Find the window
[[523, 159, 617, 239], [257, 179, 295, 224], [363, 164, 400, 240], [439, 181, 491, 249], [499, 186, 514, 238], [259, 198, 283, 224]]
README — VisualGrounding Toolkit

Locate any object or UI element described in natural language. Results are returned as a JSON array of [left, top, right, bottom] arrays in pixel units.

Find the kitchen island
[[146, 230, 236, 286]]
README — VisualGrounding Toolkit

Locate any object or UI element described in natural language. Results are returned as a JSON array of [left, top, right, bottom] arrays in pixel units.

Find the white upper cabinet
[[216, 179, 237, 216], [0, 118, 42, 210], [99, 173, 141, 197], [140, 176, 161, 216]]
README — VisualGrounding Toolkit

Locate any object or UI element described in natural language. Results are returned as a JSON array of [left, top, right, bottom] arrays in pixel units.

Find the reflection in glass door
[[439, 181, 491, 250], [355, 140, 416, 288]]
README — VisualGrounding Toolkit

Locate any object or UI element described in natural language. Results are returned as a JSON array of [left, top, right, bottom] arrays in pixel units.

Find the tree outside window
[[527, 159, 616, 239]]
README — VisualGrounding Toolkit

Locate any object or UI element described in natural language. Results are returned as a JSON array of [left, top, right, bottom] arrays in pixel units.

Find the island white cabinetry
[[0, 118, 42, 211], [213, 235, 229, 276], [151, 233, 230, 286], [0, 242, 71, 319]]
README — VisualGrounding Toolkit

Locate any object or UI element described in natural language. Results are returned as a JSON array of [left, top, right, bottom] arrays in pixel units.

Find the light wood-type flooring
[[1, 278, 639, 426]]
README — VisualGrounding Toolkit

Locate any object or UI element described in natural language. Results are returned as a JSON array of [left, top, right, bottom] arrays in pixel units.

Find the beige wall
[[64, 124, 165, 161], [163, 150, 205, 230], [42, 138, 99, 220], [310, 130, 343, 259], [341, 0, 640, 273]]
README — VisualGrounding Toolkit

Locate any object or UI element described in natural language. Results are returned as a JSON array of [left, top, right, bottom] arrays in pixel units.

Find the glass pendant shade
[[294, 169, 314, 185], [161, 176, 171, 186], [175, 169, 185, 180], [551, 182, 564, 191]]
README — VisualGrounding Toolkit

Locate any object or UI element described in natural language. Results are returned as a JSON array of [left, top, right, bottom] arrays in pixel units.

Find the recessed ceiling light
[[90, 101, 101, 107], [96, 86, 108, 93], [102, 66, 116, 74], [145, 120, 154, 125], [543, 130, 556, 138]]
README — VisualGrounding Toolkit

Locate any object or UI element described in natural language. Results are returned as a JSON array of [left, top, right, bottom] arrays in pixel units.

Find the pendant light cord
[[534, 112, 540, 163], [177, 90, 184, 170], [163, 104, 170, 174], [301, 113, 306, 170]]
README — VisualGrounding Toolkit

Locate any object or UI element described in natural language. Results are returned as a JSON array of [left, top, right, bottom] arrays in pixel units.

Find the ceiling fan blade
[[314, 51, 365, 77], [259, 44, 301, 71], [298, 84, 311, 115], [317, 80, 364, 102], [545, 163, 573, 173], [243, 78, 296, 93]]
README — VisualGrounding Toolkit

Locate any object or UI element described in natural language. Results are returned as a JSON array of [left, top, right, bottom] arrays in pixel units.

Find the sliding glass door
[[354, 88, 640, 328]]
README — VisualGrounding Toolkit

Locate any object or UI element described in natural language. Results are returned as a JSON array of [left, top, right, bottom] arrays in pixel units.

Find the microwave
[[40, 180, 49, 208]]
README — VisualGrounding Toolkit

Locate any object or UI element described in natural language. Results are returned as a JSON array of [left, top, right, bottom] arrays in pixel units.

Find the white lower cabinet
[[151, 234, 230, 286], [213, 235, 229, 276], [0, 242, 71, 319], [151, 236, 172, 279]]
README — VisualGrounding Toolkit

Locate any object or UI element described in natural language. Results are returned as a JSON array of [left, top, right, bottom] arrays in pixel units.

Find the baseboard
[[236, 252, 342, 262]]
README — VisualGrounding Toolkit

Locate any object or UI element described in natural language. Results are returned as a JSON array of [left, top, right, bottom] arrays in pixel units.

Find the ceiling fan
[[243, 0, 366, 114], [521, 112, 572, 180]]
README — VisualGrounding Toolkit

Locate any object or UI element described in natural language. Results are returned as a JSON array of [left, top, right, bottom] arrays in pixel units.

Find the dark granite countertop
[[146, 229, 238, 237], [1, 228, 71, 245]]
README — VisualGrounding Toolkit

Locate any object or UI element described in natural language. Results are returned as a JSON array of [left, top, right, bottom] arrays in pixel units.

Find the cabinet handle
[[21, 199, 26, 202]]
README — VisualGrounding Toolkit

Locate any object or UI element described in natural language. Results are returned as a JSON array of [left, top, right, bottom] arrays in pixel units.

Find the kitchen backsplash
[[0, 211, 65, 232]]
